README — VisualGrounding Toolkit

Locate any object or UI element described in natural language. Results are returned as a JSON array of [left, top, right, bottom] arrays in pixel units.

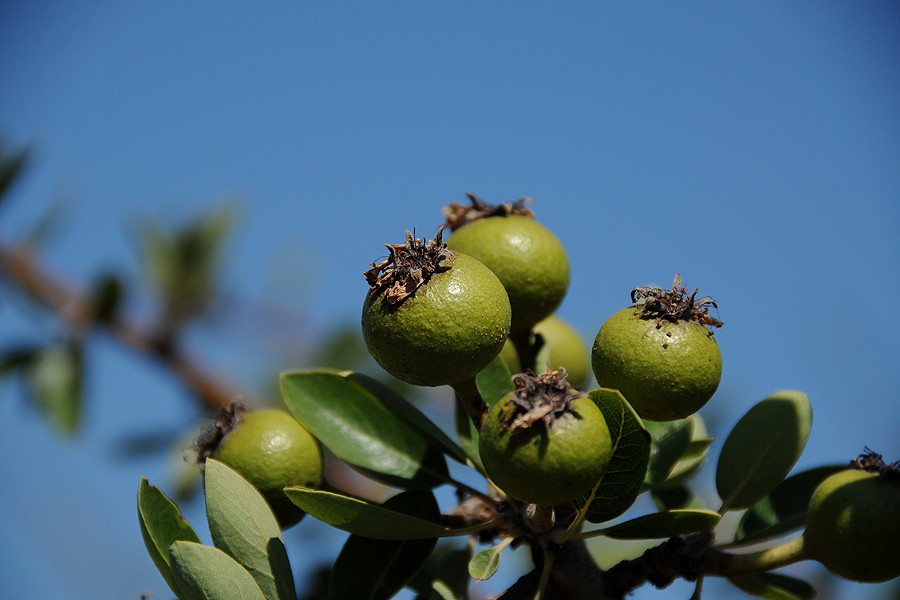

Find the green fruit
[[446, 215, 569, 333], [214, 409, 323, 528], [591, 307, 722, 421], [479, 372, 612, 505], [804, 469, 900, 582], [362, 251, 511, 387], [500, 315, 591, 388]]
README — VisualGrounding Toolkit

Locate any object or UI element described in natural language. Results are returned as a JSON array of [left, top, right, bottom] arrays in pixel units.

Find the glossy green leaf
[[728, 572, 816, 600], [281, 369, 449, 488], [475, 355, 514, 408], [204, 460, 295, 600], [286, 487, 478, 540], [595, 509, 721, 540], [26, 342, 83, 434], [138, 478, 201, 596], [454, 399, 482, 470], [349, 371, 469, 465], [169, 541, 266, 600], [642, 418, 693, 489], [430, 548, 471, 600], [716, 391, 813, 511], [468, 546, 503, 581], [651, 485, 706, 512], [657, 414, 713, 488], [582, 388, 652, 524], [329, 491, 440, 600], [732, 465, 844, 546]]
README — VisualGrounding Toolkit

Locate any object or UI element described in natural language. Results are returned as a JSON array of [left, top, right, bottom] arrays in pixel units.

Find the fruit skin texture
[[500, 315, 591, 388], [214, 409, 323, 529], [591, 307, 722, 421], [479, 395, 613, 505], [446, 215, 569, 334], [804, 469, 900, 582], [362, 252, 511, 387]]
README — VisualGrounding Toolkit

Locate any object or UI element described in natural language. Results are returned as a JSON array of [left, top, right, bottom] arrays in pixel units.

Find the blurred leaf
[[716, 391, 812, 511], [169, 541, 266, 600], [475, 355, 514, 408], [91, 271, 124, 323], [329, 490, 440, 600], [651, 485, 706, 511], [642, 418, 693, 489], [140, 207, 234, 322], [468, 545, 504, 581], [732, 464, 845, 546], [281, 369, 450, 488], [0, 344, 40, 379], [428, 548, 471, 600], [138, 478, 201, 597], [26, 342, 83, 434], [284, 487, 480, 540], [594, 509, 720, 540], [0, 142, 29, 206], [728, 572, 816, 600], [204, 460, 295, 600], [581, 388, 651, 524], [657, 414, 713, 488]]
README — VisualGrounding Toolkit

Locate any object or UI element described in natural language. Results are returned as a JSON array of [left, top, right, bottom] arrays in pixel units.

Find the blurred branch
[[0, 240, 236, 411]]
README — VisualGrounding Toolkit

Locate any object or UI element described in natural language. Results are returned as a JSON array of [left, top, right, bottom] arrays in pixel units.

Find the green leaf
[[281, 369, 450, 488], [138, 478, 201, 596], [454, 399, 482, 470], [651, 485, 706, 511], [642, 418, 693, 489], [716, 391, 813, 511], [581, 389, 651, 524], [0, 345, 40, 379], [732, 465, 845, 546], [329, 491, 440, 600], [429, 548, 471, 600], [728, 572, 816, 600], [26, 342, 83, 434], [285, 487, 477, 540], [595, 509, 721, 540], [204, 460, 295, 600], [657, 414, 713, 488], [468, 547, 503, 581], [475, 355, 514, 408], [169, 541, 266, 600], [91, 272, 125, 323]]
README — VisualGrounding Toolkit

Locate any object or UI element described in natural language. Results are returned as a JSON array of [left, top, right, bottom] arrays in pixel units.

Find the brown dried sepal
[[631, 274, 724, 333], [505, 368, 581, 434], [364, 226, 454, 306], [850, 447, 900, 482], [442, 192, 534, 231], [193, 401, 246, 463]]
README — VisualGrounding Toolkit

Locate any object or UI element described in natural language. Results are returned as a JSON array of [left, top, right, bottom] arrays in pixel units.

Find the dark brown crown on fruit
[[850, 447, 900, 482], [364, 227, 455, 306], [442, 192, 534, 231], [631, 274, 724, 333], [193, 401, 246, 463], [505, 368, 581, 433]]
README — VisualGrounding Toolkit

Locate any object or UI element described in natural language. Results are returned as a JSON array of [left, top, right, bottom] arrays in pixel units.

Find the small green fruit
[[591, 276, 722, 421], [211, 408, 323, 529], [362, 229, 511, 386], [479, 370, 612, 505], [445, 202, 569, 334], [804, 468, 900, 582], [500, 314, 591, 388]]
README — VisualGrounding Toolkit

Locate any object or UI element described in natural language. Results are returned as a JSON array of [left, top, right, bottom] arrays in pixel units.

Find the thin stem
[[715, 535, 809, 576], [451, 377, 487, 430], [535, 545, 557, 600], [509, 327, 535, 373]]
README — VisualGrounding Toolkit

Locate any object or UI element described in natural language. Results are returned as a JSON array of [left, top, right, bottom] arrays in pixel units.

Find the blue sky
[[1, 2, 898, 598]]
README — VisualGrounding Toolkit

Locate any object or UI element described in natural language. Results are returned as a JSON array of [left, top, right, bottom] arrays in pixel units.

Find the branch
[[0, 239, 238, 411]]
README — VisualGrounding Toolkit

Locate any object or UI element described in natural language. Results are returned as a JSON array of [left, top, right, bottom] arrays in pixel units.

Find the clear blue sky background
[[1, 2, 898, 599]]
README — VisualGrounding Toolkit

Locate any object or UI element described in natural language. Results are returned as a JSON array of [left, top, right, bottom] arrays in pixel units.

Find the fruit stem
[[510, 327, 538, 373], [535, 545, 557, 600], [451, 377, 487, 430], [714, 535, 810, 576]]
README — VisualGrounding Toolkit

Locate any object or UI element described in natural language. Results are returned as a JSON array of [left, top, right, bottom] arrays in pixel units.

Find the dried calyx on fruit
[[364, 226, 454, 305], [442, 192, 533, 231], [505, 369, 582, 433], [632, 273, 723, 332]]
